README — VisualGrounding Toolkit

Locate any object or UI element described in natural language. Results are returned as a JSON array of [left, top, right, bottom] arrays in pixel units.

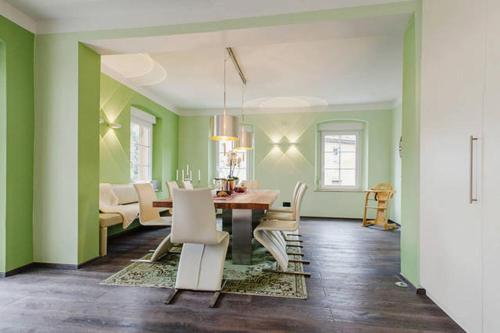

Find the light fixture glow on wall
[[210, 50, 239, 141], [100, 113, 122, 129]]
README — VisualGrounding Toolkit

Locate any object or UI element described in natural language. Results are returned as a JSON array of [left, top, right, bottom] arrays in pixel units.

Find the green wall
[[100, 73, 179, 197], [0, 16, 34, 274], [100, 74, 179, 236], [390, 105, 402, 224], [78, 44, 101, 264], [31, 2, 416, 267], [179, 109, 394, 218], [400, 13, 421, 287]]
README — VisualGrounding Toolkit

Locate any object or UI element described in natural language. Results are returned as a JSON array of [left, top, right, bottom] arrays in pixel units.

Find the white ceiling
[[99, 16, 406, 112], [3, 0, 412, 33]]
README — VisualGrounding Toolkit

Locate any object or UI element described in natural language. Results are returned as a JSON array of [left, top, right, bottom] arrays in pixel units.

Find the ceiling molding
[[101, 64, 179, 115], [15, 1, 415, 35], [178, 101, 396, 117], [0, 0, 37, 33]]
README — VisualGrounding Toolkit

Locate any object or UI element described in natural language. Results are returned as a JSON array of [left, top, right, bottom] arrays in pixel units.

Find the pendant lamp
[[210, 52, 239, 141], [235, 84, 254, 151]]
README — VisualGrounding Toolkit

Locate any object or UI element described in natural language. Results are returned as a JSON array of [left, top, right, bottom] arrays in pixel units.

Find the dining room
[[1, 1, 488, 332]]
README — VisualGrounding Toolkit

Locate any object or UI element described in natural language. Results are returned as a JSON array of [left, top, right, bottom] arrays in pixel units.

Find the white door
[[482, 1, 500, 332], [420, 1, 485, 332]]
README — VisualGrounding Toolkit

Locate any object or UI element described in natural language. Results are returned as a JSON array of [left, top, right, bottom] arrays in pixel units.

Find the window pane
[[340, 169, 356, 186], [131, 120, 153, 182], [322, 132, 358, 187], [215, 141, 249, 181]]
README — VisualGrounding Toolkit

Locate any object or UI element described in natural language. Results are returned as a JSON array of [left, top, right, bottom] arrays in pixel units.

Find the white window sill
[[315, 187, 366, 193]]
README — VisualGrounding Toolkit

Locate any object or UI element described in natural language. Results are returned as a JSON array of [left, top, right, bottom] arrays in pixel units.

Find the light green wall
[[179, 109, 393, 218], [32, 2, 416, 266], [0, 16, 34, 274], [178, 116, 213, 188], [100, 73, 179, 236], [390, 105, 402, 223], [100, 73, 179, 197], [78, 44, 101, 264], [34, 34, 79, 265], [400, 13, 421, 287]]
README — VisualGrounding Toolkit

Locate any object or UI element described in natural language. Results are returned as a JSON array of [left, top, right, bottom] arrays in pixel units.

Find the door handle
[[470, 136, 479, 204]]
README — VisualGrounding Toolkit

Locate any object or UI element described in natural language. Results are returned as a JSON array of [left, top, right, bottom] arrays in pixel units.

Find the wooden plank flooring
[[0, 219, 465, 333]]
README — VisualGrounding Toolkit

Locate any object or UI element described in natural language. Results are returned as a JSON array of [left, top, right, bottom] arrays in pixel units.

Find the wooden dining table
[[153, 189, 279, 265]]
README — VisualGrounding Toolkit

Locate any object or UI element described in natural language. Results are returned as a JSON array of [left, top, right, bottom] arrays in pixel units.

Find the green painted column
[[0, 16, 35, 274]]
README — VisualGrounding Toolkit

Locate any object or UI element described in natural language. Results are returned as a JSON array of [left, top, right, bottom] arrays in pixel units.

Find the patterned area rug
[[102, 245, 307, 299]]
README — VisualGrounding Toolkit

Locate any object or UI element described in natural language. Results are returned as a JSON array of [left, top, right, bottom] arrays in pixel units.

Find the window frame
[[318, 126, 363, 191], [214, 140, 253, 181], [130, 108, 155, 183]]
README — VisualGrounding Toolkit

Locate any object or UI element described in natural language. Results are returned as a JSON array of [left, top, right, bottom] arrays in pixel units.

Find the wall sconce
[[99, 116, 122, 129]]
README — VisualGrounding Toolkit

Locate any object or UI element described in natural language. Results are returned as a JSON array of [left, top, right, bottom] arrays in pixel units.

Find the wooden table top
[[153, 189, 279, 210]]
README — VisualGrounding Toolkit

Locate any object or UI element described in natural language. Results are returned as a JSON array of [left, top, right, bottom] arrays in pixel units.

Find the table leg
[[231, 209, 253, 265]]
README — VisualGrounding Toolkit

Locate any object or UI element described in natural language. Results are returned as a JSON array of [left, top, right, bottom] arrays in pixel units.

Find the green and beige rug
[[102, 245, 307, 299]]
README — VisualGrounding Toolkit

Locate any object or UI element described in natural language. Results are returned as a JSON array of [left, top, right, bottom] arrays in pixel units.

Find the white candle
[[189, 170, 192, 180], [198, 169, 201, 182], [182, 169, 185, 180], [186, 164, 189, 174], [176, 169, 179, 181]]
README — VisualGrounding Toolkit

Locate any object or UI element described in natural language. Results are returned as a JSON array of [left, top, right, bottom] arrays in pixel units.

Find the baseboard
[[301, 216, 363, 221], [0, 262, 36, 278], [77, 256, 101, 269], [32, 262, 78, 270], [397, 273, 426, 295]]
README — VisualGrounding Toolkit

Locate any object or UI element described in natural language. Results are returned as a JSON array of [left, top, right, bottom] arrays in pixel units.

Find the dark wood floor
[[0, 219, 464, 333]]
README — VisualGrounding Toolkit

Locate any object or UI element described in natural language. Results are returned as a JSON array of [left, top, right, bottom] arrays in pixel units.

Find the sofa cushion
[[99, 213, 124, 227], [112, 184, 138, 205]]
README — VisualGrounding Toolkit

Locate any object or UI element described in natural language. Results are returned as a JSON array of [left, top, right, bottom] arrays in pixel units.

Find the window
[[215, 141, 251, 181], [319, 122, 363, 190], [130, 108, 156, 182]]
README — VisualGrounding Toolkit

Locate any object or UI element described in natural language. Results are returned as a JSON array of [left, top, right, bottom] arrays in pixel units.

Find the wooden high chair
[[362, 183, 396, 230]]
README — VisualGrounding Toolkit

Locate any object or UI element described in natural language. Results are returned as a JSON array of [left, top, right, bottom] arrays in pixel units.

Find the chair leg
[[165, 288, 180, 304], [289, 259, 310, 265], [286, 244, 303, 248], [285, 238, 303, 243]]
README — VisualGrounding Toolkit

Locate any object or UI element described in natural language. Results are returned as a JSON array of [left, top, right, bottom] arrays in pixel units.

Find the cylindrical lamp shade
[[235, 127, 254, 150], [210, 114, 239, 141]]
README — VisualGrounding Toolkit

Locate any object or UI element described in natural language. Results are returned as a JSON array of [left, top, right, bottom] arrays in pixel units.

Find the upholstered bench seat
[[99, 213, 124, 256]]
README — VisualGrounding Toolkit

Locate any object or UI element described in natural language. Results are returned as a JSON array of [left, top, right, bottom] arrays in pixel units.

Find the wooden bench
[[99, 213, 124, 256]]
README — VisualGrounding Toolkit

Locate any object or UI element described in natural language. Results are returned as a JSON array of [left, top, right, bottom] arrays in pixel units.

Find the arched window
[[318, 121, 364, 190]]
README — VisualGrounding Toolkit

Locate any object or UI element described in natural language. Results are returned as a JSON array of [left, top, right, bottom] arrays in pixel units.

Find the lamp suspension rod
[[226, 47, 247, 86]]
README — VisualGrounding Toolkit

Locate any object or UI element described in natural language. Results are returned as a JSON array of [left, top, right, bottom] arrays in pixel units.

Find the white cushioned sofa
[[99, 183, 166, 256]]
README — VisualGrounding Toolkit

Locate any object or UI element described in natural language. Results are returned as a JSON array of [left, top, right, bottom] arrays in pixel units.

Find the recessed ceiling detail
[[101, 53, 167, 86], [245, 96, 328, 109]]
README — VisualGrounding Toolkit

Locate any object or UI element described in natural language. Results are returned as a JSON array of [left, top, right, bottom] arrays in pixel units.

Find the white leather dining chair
[[165, 188, 229, 308], [131, 183, 174, 263], [253, 183, 310, 276], [167, 181, 179, 199], [264, 181, 304, 241], [265, 181, 302, 220], [134, 183, 172, 227], [182, 180, 194, 190]]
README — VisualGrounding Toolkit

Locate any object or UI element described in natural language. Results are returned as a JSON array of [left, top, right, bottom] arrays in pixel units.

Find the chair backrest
[[182, 180, 194, 190], [293, 183, 308, 222], [171, 188, 218, 244], [241, 180, 259, 189], [134, 183, 161, 223], [167, 181, 179, 199], [290, 181, 302, 207]]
